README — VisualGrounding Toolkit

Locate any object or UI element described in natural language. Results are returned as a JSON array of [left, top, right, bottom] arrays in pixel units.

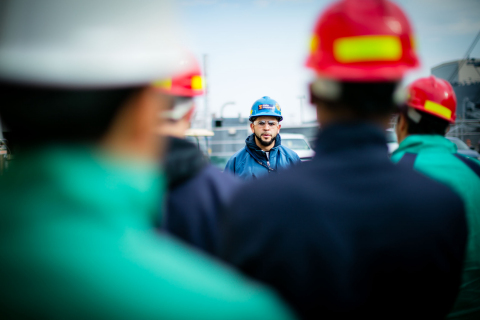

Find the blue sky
[[175, 0, 480, 125]]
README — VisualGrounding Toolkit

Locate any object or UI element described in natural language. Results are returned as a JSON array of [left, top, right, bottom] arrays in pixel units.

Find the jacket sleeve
[[224, 156, 236, 175], [292, 152, 301, 163]]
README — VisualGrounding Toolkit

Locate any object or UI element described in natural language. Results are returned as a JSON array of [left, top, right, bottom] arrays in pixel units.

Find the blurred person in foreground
[[224, 96, 300, 179], [0, 1, 296, 319], [154, 55, 241, 255], [392, 76, 480, 320], [217, 0, 467, 318]]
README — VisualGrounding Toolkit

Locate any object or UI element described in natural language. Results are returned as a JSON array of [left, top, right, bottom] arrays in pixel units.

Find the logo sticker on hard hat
[[259, 104, 274, 111], [276, 103, 281, 111]]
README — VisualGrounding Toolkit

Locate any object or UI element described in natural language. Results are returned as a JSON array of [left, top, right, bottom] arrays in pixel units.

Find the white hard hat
[[0, 0, 187, 88]]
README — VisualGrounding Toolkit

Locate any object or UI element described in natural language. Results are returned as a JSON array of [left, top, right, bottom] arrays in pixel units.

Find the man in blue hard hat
[[224, 96, 300, 180]]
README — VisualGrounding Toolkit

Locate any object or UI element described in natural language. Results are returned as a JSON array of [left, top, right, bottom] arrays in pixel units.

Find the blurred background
[[1, 0, 479, 171], [173, 0, 480, 168]]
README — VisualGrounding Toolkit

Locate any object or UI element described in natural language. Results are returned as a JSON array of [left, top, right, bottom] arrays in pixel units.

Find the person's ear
[[250, 122, 254, 133], [100, 86, 169, 161], [309, 83, 316, 105], [278, 124, 281, 132], [395, 113, 409, 144], [398, 113, 407, 132]]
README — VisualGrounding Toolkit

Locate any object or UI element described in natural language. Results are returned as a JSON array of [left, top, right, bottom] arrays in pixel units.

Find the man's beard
[[254, 132, 276, 147]]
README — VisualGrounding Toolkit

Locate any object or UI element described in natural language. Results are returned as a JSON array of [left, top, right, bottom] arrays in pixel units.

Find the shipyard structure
[[432, 58, 480, 149]]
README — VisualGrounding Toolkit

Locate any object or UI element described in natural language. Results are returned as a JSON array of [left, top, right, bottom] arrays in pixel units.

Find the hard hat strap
[[407, 107, 422, 124], [161, 97, 194, 121]]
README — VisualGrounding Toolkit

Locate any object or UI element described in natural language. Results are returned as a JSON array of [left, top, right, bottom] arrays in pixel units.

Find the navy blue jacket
[[160, 137, 241, 255], [224, 134, 300, 180], [217, 123, 467, 319]]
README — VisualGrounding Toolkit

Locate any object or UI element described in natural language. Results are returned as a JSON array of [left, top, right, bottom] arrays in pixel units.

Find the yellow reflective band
[[424, 100, 452, 120], [333, 35, 402, 63], [310, 35, 319, 54], [410, 35, 416, 50], [191, 75, 203, 90], [152, 78, 172, 90]]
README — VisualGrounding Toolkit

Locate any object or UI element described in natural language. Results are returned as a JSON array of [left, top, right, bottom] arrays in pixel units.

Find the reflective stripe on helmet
[[191, 75, 203, 90], [410, 35, 416, 50], [310, 35, 319, 54], [153, 78, 172, 90], [333, 35, 402, 63], [424, 100, 452, 120]]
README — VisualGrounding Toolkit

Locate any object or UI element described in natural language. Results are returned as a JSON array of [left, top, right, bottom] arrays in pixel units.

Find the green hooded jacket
[[0, 145, 296, 320], [391, 135, 480, 320]]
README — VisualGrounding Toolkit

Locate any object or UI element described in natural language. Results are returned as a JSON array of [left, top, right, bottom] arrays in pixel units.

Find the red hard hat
[[306, 0, 419, 82], [153, 54, 204, 97], [406, 76, 456, 123]]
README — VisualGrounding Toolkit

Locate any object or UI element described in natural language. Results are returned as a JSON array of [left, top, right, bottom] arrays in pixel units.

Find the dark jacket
[[217, 122, 467, 319], [224, 134, 300, 180], [161, 137, 241, 255]]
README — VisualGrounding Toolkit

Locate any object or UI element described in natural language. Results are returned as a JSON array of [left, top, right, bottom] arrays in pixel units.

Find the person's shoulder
[[395, 163, 465, 216], [455, 152, 480, 167], [278, 145, 301, 160], [198, 165, 242, 187], [228, 146, 249, 161]]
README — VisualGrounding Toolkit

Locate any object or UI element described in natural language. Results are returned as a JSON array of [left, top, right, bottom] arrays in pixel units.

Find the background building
[[432, 58, 480, 149]]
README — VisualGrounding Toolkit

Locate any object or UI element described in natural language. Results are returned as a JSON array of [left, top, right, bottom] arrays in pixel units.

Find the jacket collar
[[315, 121, 388, 154], [394, 135, 457, 155], [245, 133, 281, 163], [164, 137, 207, 190]]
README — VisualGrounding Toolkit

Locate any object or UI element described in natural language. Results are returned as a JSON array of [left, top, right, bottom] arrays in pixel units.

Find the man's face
[[250, 116, 281, 147]]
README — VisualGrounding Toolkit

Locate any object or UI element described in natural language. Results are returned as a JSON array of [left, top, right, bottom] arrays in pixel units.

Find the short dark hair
[[250, 116, 282, 123], [0, 82, 140, 147], [312, 81, 399, 119], [399, 106, 449, 136]]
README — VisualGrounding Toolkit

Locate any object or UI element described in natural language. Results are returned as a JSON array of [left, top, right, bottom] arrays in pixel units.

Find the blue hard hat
[[249, 96, 283, 121]]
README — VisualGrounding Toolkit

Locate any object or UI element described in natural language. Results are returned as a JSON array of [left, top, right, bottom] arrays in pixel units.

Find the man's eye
[[268, 121, 276, 126], [258, 121, 266, 125]]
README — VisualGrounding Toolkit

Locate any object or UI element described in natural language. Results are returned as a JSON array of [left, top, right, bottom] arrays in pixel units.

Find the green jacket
[[0, 145, 296, 320], [392, 135, 480, 320]]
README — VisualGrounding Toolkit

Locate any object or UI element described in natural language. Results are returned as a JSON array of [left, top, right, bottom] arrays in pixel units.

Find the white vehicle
[[281, 133, 315, 161], [385, 128, 399, 155]]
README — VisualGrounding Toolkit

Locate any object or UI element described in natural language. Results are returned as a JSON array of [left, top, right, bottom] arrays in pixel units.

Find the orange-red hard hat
[[153, 54, 204, 97], [406, 76, 457, 123], [306, 0, 419, 82]]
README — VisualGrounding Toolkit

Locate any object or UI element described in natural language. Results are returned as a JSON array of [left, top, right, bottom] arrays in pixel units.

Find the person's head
[[249, 96, 282, 150], [250, 116, 282, 149], [395, 76, 456, 143], [0, 83, 170, 161], [0, 0, 184, 162], [306, 0, 419, 127], [153, 54, 204, 138]]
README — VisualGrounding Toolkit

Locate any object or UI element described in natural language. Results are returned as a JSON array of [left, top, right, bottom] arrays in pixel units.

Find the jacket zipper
[[256, 160, 274, 172]]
